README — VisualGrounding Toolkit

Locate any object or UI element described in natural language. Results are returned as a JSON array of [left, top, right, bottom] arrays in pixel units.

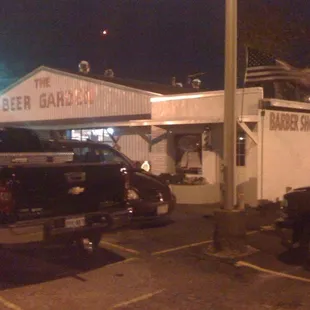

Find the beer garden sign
[[0, 76, 94, 112]]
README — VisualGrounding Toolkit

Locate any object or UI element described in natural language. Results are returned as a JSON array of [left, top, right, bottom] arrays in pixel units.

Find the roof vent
[[79, 61, 90, 74], [104, 69, 115, 78], [191, 78, 201, 90], [172, 77, 183, 88]]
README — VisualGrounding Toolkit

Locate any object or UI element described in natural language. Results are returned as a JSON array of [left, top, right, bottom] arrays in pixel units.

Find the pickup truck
[[0, 127, 131, 255], [275, 187, 310, 250], [42, 138, 176, 224]]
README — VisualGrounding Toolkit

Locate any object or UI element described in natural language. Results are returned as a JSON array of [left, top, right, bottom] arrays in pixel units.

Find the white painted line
[[235, 260, 310, 283], [110, 289, 165, 309], [100, 240, 140, 255], [260, 225, 275, 231], [105, 257, 140, 268], [151, 231, 259, 256], [152, 240, 212, 256], [247, 230, 259, 235], [0, 296, 22, 310]]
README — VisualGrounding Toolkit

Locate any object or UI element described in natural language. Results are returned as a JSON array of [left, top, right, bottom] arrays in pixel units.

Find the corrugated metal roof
[[58, 68, 200, 95], [0, 65, 200, 96]]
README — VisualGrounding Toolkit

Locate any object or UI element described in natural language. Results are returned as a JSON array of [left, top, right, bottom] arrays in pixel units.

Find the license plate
[[65, 216, 86, 228], [157, 204, 168, 215]]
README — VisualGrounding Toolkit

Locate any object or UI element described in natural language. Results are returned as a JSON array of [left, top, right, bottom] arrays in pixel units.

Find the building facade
[[2, 66, 310, 210]]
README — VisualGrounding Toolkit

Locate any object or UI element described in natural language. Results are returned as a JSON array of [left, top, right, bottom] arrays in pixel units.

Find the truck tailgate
[[1, 162, 127, 220]]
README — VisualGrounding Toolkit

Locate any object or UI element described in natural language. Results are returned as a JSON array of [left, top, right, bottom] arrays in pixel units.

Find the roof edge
[[0, 66, 46, 96], [41, 66, 163, 96], [0, 65, 163, 97], [150, 87, 264, 102]]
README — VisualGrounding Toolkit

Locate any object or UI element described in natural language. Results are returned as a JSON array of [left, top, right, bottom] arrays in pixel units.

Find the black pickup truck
[[42, 138, 176, 224], [0, 127, 131, 254], [275, 187, 310, 250]]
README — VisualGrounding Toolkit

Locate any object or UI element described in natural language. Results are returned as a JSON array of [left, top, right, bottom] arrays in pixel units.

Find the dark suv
[[43, 139, 176, 223]]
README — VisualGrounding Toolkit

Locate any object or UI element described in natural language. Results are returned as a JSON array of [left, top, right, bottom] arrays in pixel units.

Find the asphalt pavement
[[0, 207, 310, 309]]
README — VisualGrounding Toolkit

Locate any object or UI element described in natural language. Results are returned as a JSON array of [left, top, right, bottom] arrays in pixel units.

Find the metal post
[[211, 0, 247, 256], [223, 0, 237, 210]]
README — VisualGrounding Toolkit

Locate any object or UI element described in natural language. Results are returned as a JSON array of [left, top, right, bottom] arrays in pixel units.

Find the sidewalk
[[176, 202, 281, 230]]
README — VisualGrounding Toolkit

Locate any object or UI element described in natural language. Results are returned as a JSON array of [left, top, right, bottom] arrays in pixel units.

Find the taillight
[[0, 183, 13, 214]]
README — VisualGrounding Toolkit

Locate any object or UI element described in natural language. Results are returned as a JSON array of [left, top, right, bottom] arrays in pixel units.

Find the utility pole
[[211, 0, 247, 255], [223, 0, 237, 210]]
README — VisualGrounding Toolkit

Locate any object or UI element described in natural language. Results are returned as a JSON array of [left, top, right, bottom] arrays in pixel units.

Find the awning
[[5, 115, 258, 130]]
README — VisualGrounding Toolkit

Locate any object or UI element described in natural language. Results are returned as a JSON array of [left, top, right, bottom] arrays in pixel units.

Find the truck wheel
[[76, 234, 101, 257], [90, 233, 102, 249]]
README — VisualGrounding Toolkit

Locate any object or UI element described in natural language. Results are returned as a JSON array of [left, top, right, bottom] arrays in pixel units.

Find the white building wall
[[152, 122, 258, 206], [236, 124, 258, 207], [117, 134, 150, 162], [258, 108, 310, 202], [151, 87, 263, 122], [149, 126, 168, 175], [203, 124, 223, 204]]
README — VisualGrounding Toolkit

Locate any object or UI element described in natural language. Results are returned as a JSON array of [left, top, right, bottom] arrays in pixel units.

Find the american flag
[[245, 47, 306, 84]]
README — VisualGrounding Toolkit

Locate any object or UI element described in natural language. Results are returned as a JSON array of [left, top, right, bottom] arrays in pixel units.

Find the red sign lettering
[[1, 96, 31, 112], [269, 112, 310, 132]]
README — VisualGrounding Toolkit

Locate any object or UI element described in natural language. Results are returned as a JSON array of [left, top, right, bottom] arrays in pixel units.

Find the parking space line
[[100, 240, 140, 255], [106, 257, 141, 268], [152, 240, 213, 256], [247, 230, 259, 235], [235, 260, 310, 283], [110, 289, 165, 309], [151, 231, 259, 256], [0, 296, 22, 310]]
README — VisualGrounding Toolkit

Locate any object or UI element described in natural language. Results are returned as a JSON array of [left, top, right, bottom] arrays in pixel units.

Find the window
[[236, 131, 246, 166], [102, 129, 114, 146], [70, 128, 114, 145]]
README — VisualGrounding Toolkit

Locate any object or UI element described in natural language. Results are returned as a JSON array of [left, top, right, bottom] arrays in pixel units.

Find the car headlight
[[127, 188, 140, 200]]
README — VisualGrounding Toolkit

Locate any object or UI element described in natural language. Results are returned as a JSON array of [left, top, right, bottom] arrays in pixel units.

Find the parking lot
[[1, 209, 310, 310]]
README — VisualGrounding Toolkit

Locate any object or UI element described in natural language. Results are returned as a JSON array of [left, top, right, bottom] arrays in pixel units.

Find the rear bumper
[[0, 208, 131, 245], [130, 199, 176, 223]]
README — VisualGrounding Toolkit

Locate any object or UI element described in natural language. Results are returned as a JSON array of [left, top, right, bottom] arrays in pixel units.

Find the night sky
[[0, 1, 309, 91]]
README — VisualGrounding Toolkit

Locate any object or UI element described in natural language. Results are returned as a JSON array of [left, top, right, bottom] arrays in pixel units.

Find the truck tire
[[76, 233, 102, 257]]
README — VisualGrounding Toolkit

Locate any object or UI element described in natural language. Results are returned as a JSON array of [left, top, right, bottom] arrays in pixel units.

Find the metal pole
[[223, 0, 237, 210]]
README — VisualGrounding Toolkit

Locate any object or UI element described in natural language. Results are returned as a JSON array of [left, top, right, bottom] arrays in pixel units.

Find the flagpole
[[240, 45, 249, 123]]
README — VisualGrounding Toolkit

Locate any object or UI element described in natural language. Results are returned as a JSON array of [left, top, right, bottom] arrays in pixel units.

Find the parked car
[[0, 127, 131, 255], [43, 139, 176, 224]]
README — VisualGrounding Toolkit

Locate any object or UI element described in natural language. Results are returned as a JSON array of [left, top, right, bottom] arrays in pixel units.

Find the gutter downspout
[[259, 109, 265, 201]]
